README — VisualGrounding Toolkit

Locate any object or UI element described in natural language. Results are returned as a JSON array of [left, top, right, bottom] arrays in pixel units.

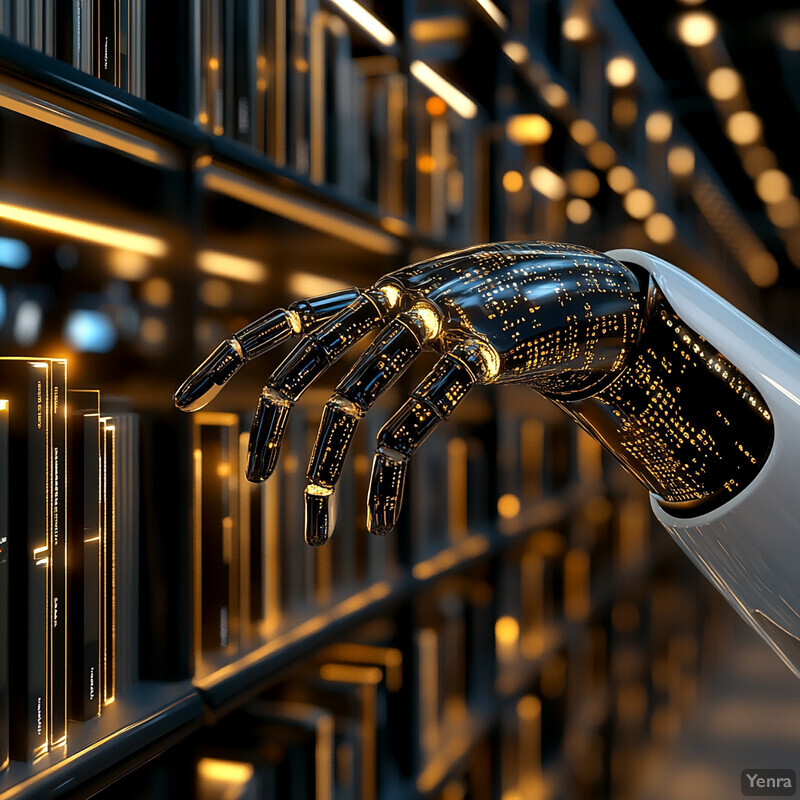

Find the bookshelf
[[0, 2, 755, 798]]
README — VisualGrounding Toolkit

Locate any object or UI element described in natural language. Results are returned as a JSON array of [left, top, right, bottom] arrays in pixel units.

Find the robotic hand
[[175, 241, 800, 678]]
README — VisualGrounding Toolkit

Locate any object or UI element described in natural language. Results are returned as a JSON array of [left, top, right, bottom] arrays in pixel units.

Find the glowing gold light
[[409, 17, 468, 43], [607, 165, 636, 194], [328, 0, 396, 46], [197, 249, 268, 283], [378, 283, 402, 308], [612, 97, 637, 126], [746, 251, 779, 287], [506, 114, 552, 145], [197, 758, 254, 786], [199, 278, 233, 308], [474, 0, 508, 29], [410, 61, 478, 119], [562, 7, 592, 42], [140, 317, 167, 345], [778, 17, 800, 51], [502, 41, 529, 64], [502, 170, 524, 193], [677, 11, 718, 47], [141, 277, 172, 307], [288, 271, 350, 298], [567, 169, 600, 198], [645, 111, 673, 142], [417, 154, 436, 173], [108, 250, 150, 281], [742, 146, 777, 178], [585, 141, 616, 170], [529, 166, 567, 200], [411, 302, 442, 339], [606, 56, 637, 87], [0, 202, 167, 257], [569, 118, 597, 146], [495, 615, 519, 645], [497, 493, 520, 518], [766, 196, 800, 228], [623, 188, 656, 219], [566, 198, 592, 224], [667, 145, 695, 177], [540, 82, 569, 109], [425, 96, 447, 116], [726, 111, 762, 146], [707, 67, 742, 101], [517, 694, 541, 720], [645, 212, 676, 244], [755, 169, 792, 204]]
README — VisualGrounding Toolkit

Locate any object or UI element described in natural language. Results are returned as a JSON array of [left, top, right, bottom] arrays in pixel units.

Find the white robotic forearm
[[175, 242, 800, 677]]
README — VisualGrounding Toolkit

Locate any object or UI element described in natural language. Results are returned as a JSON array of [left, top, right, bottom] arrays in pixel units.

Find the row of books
[[0, 0, 146, 97], [0, 357, 138, 769]]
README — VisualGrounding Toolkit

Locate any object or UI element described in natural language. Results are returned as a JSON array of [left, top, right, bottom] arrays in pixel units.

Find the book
[[193, 413, 239, 656], [49, 359, 67, 748], [0, 400, 8, 770], [100, 415, 115, 705], [95, 0, 117, 85], [67, 390, 101, 722], [1, 358, 50, 761]]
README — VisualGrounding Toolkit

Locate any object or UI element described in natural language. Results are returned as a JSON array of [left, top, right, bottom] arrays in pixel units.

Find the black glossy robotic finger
[[174, 287, 360, 412], [304, 304, 441, 545], [246, 288, 395, 482], [367, 339, 488, 535]]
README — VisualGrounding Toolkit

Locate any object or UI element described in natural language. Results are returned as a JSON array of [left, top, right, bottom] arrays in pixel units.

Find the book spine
[[0, 400, 8, 771], [67, 391, 101, 721], [117, 0, 129, 91], [49, 360, 67, 748], [95, 0, 118, 85], [100, 417, 116, 705]]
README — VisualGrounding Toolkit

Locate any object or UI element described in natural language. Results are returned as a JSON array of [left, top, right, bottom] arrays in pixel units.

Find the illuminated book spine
[[67, 390, 101, 721], [2, 359, 50, 761], [95, 0, 117, 85], [0, 400, 8, 770], [193, 413, 239, 655], [49, 359, 67, 748], [100, 416, 116, 706]]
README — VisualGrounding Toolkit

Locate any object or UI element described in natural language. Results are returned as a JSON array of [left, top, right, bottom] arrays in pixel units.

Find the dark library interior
[[0, 1, 799, 799]]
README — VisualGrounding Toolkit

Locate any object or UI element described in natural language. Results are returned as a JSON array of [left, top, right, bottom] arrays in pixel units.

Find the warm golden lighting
[[540, 82, 569, 109], [288, 271, 350, 298], [410, 61, 478, 119], [612, 97, 637, 126], [623, 188, 656, 219], [197, 249, 268, 283], [108, 250, 150, 281], [0, 202, 168, 257], [495, 615, 519, 645], [199, 278, 233, 308], [141, 277, 172, 307], [497, 493, 521, 518], [607, 165, 636, 194], [677, 11, 718, 47], [506, 114, 552, 145], [645, 111, 673, 142], [566, 198, 592, 224], [425, 96, 447, 116], [417, 154, 436, 173], [605, 56, 637, 87], [409, 17, 469, 44], [755, 169, 792, 204], [585, 141, 616, 169], [742, 146, 777, 178], [746, 251, 779, 287], [197, 758, 254, 786], [567, 169, 600, 198], [502, 170, 524, 193], [502, 41, 529, 64], [328, 0, 396, 46], [569, 118, 597, 146], [667, 145, 695, 177], [517, 694, 541, 720], [778, 17, 800, 51], [766, 196, 800, 228], [644, 212, 676, 244], [707, 67, 742, 101], [140, 316, 167, 345], [562, 8, 592, 42], [529, 166, 567, 201], [474, 0, 508, 29], [726, 111, 762, 146]]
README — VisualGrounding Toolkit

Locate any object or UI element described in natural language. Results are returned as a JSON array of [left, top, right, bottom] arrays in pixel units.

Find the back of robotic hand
[[175, 241, 800, 678]]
